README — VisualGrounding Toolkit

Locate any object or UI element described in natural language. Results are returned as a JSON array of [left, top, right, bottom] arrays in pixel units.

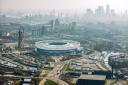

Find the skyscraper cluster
[[86, 5, 117, 16]]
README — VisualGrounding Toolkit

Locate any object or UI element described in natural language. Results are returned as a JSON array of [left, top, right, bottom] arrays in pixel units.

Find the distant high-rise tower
[[18, 27, 24, 49], [50, 20, 54, 32], [55, 19, 60, 27], [86, 8, 93, 16], [106, 4, 110, 15], [95, 6, 105, 16]]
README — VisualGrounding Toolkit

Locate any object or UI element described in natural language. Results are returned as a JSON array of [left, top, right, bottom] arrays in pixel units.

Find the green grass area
[[69, 83, 75, 85], [44, 79, 58, 85], [60, 64, 69, 72]]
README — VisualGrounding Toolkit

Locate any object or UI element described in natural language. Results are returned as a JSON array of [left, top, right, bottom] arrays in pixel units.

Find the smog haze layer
[[0, 0, 128, 12]]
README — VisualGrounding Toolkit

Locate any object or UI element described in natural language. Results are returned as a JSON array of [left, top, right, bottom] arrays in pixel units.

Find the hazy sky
[[0, 0, 128, 12]]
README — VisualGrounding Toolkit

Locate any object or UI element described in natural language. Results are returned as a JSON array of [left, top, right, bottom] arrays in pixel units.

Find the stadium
[[35, 40, 83, 56]]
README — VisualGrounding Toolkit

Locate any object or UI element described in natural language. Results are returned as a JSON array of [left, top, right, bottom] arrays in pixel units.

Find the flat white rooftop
[[79, 75, 106, 80]]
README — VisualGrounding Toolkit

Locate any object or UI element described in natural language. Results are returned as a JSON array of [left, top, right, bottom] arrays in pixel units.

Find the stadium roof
[[35, 40, 81, 50]]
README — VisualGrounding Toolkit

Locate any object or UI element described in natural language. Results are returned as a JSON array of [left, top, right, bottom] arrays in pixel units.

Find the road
[[39, 57, 69, 85]]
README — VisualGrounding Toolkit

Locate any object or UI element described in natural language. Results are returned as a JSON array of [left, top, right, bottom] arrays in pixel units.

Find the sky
[[0, 0, 128, 12]]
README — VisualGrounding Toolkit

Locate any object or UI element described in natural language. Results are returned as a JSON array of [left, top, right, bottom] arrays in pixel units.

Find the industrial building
[[108, 54, 128, 68], [35, 40, 83, 56], [76, 75, 106, 85], [108, 53, 128, 78]]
